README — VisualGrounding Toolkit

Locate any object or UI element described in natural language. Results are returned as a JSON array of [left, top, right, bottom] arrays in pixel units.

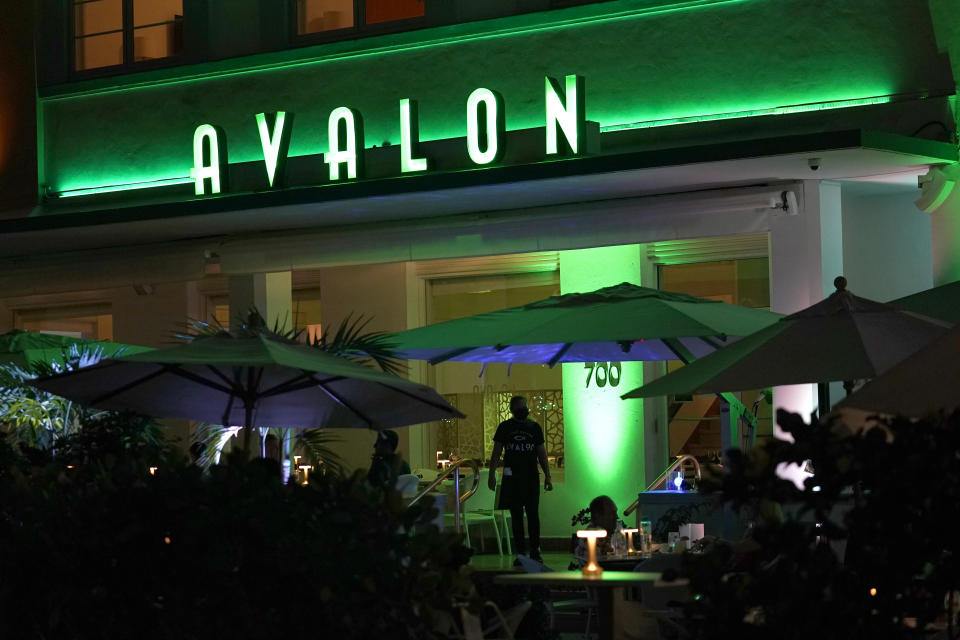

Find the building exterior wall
[[35, 0, 954, 202], [0, 1, 38, 218], [3, 0, 958, 542]]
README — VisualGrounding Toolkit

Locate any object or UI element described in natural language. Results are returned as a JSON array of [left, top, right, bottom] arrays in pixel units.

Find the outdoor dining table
[[493, 570, 674, 640]]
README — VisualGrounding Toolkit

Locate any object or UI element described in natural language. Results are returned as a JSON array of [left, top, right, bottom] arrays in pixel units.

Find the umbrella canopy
[[31, 333, 463, 431], [835, 324, 960, 417], [0, 329, 151, 368], [888, 280, 960, 325], [388, 282, 782, 365], [622, 277, 952, 399]]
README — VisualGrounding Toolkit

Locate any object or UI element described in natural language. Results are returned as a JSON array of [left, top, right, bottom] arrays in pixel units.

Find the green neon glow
[[545, 74, 585, 155], [560, 246, 644, 506], [256, 111, 292, 188], [399, 98, 429, 173], [466, 88, 505, 166], [56, 176, 193, 198], [190, 124, 225, 195], [600, 95, 894, 132], [50, 92, 905, 199], [324, 107, 364, 181]]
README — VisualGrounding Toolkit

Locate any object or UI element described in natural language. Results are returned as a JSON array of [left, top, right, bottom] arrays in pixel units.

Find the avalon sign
[[190, 74, 587, 196]]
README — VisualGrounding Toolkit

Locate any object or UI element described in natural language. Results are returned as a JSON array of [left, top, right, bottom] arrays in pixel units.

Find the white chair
[[446, 469, 509, 555], [447, 483, 504, 555], [452, 600, 532, 640], [517, 554, 596, 639]]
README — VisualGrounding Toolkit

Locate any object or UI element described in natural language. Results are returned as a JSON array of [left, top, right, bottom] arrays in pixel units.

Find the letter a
[[545, 74, 585, 155], [324, 107, 364, 181], [190, 124, 227, 195]]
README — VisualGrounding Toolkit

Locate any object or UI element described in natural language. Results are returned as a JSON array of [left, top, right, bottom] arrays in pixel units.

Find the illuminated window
[[16, 304, 114, 341], [364, 0, 424, 25], [73, 0, 182, 71], [295, 0, 424, 36], [427, 271, 566, 481], [659, 257, 772, 455]]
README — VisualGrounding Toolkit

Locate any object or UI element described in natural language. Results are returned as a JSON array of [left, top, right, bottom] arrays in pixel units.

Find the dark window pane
[[365, 0, 424, 24], [297, 0, 354, 34]]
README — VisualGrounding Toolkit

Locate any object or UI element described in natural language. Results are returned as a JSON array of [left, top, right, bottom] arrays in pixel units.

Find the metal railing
[[408, 458, 480, 534], [624, 455, 703, 529]]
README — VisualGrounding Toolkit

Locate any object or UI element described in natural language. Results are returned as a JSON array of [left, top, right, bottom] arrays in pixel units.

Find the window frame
[[70, 0, 184, 78], [291, 0, 428, 46]]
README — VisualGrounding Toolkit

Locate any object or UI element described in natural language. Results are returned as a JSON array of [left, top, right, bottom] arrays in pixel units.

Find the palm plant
[[184, 308, 404, 475], [0, 345, 112, 450]]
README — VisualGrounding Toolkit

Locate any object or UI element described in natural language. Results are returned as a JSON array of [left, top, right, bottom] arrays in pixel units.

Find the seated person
[[573, 495, 626, 566], [367, 429, 411, 487]]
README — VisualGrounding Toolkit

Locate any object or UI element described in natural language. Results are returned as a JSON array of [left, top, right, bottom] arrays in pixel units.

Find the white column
[[768, 180, 842, 428], [227, 271, 293, 330], [929, 190, 960, 286]]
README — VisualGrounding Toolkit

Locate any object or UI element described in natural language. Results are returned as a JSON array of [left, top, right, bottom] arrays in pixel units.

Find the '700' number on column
[[584, 362, 622, 388]]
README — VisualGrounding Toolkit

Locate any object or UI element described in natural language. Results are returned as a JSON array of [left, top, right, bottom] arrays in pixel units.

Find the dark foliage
[[0, 427, 471, 639], [681, 409, 960, 640]]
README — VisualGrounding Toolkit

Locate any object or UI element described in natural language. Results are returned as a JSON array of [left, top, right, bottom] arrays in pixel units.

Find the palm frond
[[177, 308, 304, 344], [191, 422, 242, 467], [310, 314, 406, 376], [295, 428, 347, 478]]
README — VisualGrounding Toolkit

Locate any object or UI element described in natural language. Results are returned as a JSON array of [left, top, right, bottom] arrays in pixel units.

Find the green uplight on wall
[[559, 246, 645, 506]]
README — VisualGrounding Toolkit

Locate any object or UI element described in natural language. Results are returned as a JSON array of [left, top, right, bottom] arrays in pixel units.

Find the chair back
[[395, 473, 420, 496]]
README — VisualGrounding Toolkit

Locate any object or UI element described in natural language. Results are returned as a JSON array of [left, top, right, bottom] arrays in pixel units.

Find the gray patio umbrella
[[31, 333, 463, 438], [888, 280, 960, 324], [622, 277, 951, 401], [388, 282, 782, 365], [835, 324, 960, 417]]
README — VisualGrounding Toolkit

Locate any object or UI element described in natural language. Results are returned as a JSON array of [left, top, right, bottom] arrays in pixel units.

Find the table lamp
[[577, 529, 607, 577], [622, 528, 639, 555], [298, 464, 313, 485]]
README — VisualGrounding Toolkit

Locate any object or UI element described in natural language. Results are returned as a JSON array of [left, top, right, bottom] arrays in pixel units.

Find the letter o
[[466, 88, 505, 165]]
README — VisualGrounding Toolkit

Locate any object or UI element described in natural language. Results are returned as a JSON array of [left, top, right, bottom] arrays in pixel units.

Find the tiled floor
[[468, 551, 574, 572]]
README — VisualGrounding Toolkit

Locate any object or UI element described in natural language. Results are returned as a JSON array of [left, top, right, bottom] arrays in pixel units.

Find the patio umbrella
[[31, 333, 463, 437], [835, 324, 960, 417], [1, 329, 151, 369], [388, 282, 782, 366], [888, 280, 960, 325], [622, 277, 951, 401]]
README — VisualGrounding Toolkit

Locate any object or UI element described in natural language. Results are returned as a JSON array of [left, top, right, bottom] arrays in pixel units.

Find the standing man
[[488, 395, 553, 564]]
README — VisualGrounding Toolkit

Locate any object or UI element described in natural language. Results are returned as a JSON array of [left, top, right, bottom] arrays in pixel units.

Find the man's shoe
[[512, 556, 523, 567], [530, 550, 544, 563]]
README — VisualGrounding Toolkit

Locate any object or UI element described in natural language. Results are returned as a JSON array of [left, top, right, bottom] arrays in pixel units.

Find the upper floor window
[[295, 0, 424, 37], [73, 0, 182, 72]]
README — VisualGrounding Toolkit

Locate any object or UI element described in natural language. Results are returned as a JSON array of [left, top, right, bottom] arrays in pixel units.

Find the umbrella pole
[[817, 383, 831, 420], [242, 402, 254, 457]]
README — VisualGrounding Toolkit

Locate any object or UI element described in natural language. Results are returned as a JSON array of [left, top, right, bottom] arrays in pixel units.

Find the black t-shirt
[[493, 417, 544, 481]]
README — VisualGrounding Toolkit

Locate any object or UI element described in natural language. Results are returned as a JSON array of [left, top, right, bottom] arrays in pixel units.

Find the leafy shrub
[[0, 430, 471, 639], [681, 409, 960, 640]]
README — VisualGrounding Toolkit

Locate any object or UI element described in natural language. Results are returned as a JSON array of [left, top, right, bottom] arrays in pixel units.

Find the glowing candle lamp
[[577, 529, 607, 578], [298, 464, 313, 485], [148, 467, 158, 476], [623, 528, 639, 555]]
